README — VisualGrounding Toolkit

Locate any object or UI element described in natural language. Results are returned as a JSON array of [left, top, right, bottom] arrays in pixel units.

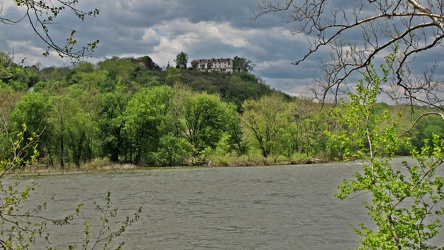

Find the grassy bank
[[16, 152, 330, 174]]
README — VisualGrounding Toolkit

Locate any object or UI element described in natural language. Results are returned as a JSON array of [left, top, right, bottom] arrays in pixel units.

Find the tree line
[[1, 52, 443, 168]]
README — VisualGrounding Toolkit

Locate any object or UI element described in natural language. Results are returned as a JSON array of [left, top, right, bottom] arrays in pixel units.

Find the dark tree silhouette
[[254, 0, 444, 109]]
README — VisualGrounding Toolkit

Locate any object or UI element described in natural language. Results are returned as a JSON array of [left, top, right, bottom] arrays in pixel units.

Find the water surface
[[14, 158, 441, 249]]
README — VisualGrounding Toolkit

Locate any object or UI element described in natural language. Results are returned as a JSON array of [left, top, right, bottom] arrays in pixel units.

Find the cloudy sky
[[1, 0, 443, 98], [0, 0, 319, 96]]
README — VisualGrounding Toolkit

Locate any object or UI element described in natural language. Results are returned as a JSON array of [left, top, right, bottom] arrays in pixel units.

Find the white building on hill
[[191, 58, 234, 73]]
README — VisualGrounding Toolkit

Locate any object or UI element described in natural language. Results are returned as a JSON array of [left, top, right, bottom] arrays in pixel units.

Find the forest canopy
[[1, 53, 441, 168]]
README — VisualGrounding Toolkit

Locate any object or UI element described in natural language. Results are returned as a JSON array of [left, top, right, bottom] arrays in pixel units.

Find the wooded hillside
[[1, 53, 442, 168]]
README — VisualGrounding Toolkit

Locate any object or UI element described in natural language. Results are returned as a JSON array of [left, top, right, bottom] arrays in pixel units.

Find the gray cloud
[[0, 0, 317, 95], [1, 0, 441, 98]]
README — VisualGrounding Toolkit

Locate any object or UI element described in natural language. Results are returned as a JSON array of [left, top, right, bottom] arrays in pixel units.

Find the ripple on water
[[14, 159, 442, 249]]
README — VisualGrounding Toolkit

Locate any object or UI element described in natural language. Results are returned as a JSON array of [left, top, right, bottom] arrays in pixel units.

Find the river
[[8, 158, 443, 249]]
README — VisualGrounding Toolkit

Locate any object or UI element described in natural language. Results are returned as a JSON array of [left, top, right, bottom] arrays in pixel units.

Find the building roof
[[191, 58, 231, 64]]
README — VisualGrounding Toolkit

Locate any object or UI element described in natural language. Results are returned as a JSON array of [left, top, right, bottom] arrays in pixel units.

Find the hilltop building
[[191, 58, 234, 73]]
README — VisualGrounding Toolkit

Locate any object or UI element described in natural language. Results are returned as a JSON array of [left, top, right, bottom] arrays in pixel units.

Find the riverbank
[[16, 159, 139, 174], [16, 155, 330, 174]]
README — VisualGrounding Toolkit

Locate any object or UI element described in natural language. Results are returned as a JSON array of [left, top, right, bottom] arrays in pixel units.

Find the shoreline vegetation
[[2, 53, 443, 174], [17, 155, 331, 175]]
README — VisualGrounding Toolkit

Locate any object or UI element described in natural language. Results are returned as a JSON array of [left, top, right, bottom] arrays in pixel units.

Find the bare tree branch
[[399, 111, 444, 137], [254, 0, 444, 108], [1, 0, 99, 60]]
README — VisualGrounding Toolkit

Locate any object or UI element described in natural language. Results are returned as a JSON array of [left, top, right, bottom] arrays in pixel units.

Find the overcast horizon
[[0, 0, 323, 97], [1, 0, 443, 100]]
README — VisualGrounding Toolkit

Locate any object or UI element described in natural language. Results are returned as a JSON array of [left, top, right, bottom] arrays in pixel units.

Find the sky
[[0, 0, 319, 96], [1, 0, 443, 99]]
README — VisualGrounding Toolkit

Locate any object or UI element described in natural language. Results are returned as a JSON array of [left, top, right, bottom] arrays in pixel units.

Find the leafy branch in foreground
[[0, 122, 39, 177], [329, 50, 444, 249], [0, 120, 78, 249], [78, 192, 142, 250], [1, 119, 141, 249], [337, 137, 444, 249]]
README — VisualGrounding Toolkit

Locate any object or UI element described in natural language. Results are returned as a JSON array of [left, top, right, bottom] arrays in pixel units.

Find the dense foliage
[[0, 53, 441, 168], [331, 54, 444, 248], [0, 116, 141, 249]]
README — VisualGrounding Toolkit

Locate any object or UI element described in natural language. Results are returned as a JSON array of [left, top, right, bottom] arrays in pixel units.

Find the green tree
[[165, 67, 182, 86], [409, 114, 444, 150], [289, 99, 326, 157], [66, 63, 108, 89], [181, 92, 230, 160], [11, 92, 53, 164], [123, 86, 174, 164], [0, 52, 34, 91], [225, 74, 260, 109], [232, 56, 254, 73], [137, 55, 158, 69], [224, 102, 247, 154], [0, 86, 22, 122], [97, 57, 138, 89], [175, 52, 189, 69], [154, 133, 191, 166], [50, 90, 71, 167], [324, 60, 398, 161], [65, 103, 96, 168], [170, 83, 192, 136], [0, 52, 16, 85], [47, 85, 100, 168], [241, 93, 292, 158], [69, 84, 101, 164], [98, 92, 129, 162], [38, 66, 71, 82]]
